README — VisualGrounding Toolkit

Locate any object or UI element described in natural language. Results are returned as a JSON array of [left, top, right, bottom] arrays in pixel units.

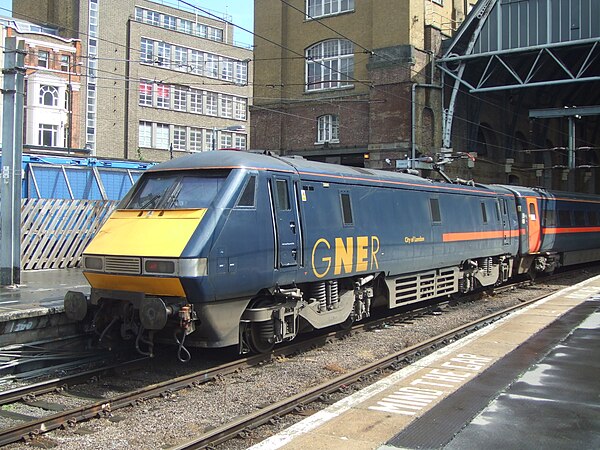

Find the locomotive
[[64, 151, 600, 360]]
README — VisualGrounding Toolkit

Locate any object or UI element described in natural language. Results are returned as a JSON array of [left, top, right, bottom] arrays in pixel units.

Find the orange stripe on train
[[442, 229, 522, 242]]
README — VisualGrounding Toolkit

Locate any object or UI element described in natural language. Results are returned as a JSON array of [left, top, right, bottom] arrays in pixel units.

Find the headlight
[[143, 259, 176, 274], [83, 256, 104, 271]]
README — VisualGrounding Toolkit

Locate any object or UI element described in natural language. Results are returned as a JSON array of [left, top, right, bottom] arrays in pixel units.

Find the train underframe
[[68, 253, 571, 360]]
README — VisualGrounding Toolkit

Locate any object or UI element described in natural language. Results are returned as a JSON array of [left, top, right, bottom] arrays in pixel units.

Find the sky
[[0, 0, 254, 47]]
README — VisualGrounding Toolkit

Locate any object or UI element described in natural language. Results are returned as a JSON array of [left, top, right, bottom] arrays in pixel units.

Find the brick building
[[252, 0, 471, 168], [13, 0, 252, 161], [1, 16, 83, 152]]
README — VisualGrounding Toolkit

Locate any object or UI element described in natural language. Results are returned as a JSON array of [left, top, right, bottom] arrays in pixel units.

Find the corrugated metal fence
[[20, 199, 118, 270]]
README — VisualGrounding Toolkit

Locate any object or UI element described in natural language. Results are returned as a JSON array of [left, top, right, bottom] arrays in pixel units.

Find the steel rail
[[0, 272, 570, 446], [169, 293, 549, 449]]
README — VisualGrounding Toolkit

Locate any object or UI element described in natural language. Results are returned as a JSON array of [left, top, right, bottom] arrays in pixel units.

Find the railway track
[[0, 268, 583, 447]]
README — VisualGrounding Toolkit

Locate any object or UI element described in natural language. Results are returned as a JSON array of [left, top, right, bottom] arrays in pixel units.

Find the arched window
[[317, 114, 339, 143], [306, 40, 353, 91], [39, 85, 59, 106]]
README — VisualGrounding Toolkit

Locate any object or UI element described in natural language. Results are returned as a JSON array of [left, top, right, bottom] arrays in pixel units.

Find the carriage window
[[123, 170, 229, 210], [340, 192, 353, 226], [502, 198, 508, 215], [481, 202, 488, 223], [275, 179, 290, 210], [544, 209, 556, 227], [495, 201, 501, 221], [430, 198, 441, 223], [558, 210, 571, 226], [236, 176, 256, 207], [574, 210, 586, 226]]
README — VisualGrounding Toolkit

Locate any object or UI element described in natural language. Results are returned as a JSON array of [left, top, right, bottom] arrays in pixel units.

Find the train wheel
[[246, 320, 275, 353]]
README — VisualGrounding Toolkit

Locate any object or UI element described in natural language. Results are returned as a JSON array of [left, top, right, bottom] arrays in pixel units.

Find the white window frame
[[235, 61, 248, 85], [39, 85, 59, 106], [173, 46, 188, 70], [173, 125, 187, 151], [189, 127, 202, 152], [173, 86, 187, 111], [205, 91, 218, 116], [155, 123, 169, 149], [140, 38, 154, 63], [162, 14, 176, 30], [190, 88, 202, 113], [306, 39, 354, 91], [156, 84, 170, 109], [139, 121, 152, 147], [317, 114, 340, 144], [39, 124, 58, 146], [220, 58, 233, 81], [220, 95, 233, 118], [157, 41, 171, 68], [233, 97, 247, 120], [37, 50, 49, 68], [234, 134, 247, 150], [220, 132, 233, 149], [307, 0, 355, 18], [139, 80, 153, 106]]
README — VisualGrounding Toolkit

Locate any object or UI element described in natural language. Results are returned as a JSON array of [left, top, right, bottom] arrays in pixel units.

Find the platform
[[0, 268, 89, 346], [250, 275, 600, 450]]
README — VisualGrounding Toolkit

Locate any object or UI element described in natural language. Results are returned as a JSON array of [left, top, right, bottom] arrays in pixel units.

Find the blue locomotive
[[64, 151, 600, 359]]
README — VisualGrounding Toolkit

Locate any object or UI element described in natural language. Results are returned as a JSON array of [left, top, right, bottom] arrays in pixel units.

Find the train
[[64, 151, 600, 361]]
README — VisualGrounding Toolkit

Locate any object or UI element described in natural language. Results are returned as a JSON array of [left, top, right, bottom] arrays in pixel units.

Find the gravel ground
[[3, 266, 599, 450]]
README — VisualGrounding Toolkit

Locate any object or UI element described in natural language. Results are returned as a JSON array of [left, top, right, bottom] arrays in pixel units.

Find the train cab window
[[123, 170, 229, 210], [340, 192, 353, 226], [275, 179, 291, 210], [429, 198, 441, 223], [558, 210, 572, 227], [481, 202, 488, 223], [236, 176, 256, 207]]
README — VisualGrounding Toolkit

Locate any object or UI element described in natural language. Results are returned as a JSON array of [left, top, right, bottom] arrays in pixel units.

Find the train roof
[[148, 150, 499, 196]]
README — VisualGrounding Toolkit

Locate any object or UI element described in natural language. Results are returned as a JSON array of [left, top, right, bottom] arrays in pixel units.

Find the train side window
[[430, 198, 441, 223], [495, 201, 501, 221], [236, 176, 256, 208], [501, 198, 508, 215], [574, 210, 586, 226], [558, 210, 571, 227], [481, 202, 488, 223], [544, 209, 556, 227], [340, 192, 353, 226], [275, 179, 290, 210]]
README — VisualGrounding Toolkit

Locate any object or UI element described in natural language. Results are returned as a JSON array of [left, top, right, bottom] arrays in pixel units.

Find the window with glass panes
[[221, 58, 233, 81], [156, 84, 170, 108], [235, 61, 248, 85], [140, 38, 153, 63], [173, 46, 188, 70], [190, 128, 202, 152], [157, 42, 170, 67], [189, 89, 202, 113], [205, 92, 218, 116], [306, 39, 354, 91], [190, 50, 203, 74], [173, 87, 187, 111], [205, 54, 218, 78], [220, 95, 233, 118], [139, 121, 152, 147], [139, 80, 153, 106], [234, 97, 247, 120], [307, 0, 354, 18], [173, 126, 186, 150], [39, 85, 59, 106], [234, 135, 246, 150], [156, 124, 169, 149], [39, 124, 58, 146], [220, 132, 233, 149], [317, 114, 339, 143], [163, 15, 176, 30]]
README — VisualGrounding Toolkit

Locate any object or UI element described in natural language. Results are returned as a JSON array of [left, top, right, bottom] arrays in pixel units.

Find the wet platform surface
[[0, 268, 88, 320], [251, 275, 600, 450]]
